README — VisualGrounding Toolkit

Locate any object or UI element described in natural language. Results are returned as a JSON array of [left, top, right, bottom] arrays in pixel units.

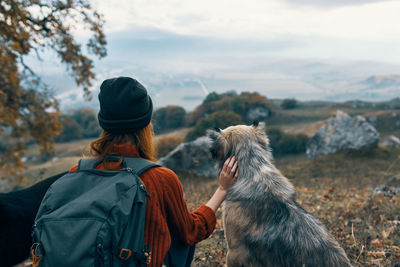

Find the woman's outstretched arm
[[206, 156, 238, 212]]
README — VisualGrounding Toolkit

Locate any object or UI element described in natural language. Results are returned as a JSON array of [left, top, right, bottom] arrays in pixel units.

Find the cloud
[[96, 0, 400, 40], [283, 0, 393, 8]]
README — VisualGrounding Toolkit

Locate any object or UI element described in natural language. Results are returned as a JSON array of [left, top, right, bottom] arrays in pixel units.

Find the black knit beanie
[[97, 77, 153, 134]]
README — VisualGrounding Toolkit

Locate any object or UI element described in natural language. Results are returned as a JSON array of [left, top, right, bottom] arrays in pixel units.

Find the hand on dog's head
[[207, 122, 268, 167]]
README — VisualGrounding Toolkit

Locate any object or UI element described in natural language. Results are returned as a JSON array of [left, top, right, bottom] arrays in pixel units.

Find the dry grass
[[155, 135, 183, 158], [277, 120, 327, 137], [154, 128, 192, 143]]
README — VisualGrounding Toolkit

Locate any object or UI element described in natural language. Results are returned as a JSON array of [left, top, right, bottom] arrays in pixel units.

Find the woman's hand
[[219, 156, 239, 192], [206, 157, 238, 212]]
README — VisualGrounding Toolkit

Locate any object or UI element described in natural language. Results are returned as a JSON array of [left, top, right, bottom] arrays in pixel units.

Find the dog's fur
[[0, 172, 66, 267], [208, 123, 351, 267]]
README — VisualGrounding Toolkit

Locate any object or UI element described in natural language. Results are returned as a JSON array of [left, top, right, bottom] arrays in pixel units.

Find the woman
[[69, 77, 238, 266]]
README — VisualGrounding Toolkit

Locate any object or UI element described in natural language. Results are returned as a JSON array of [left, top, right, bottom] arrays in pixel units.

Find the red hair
[[88, 123, 155, 167]]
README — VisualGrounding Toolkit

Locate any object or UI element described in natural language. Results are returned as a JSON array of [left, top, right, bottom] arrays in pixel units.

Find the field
[[17, 100, 400, 266]]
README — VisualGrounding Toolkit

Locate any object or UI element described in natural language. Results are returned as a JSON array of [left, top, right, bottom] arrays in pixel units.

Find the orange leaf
[[382, 225, 396, 239], [371, 238, 383, 249], [367, 251, 385, 258]]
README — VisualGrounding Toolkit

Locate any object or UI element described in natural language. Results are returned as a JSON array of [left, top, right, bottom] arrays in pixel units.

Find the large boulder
[[158, 136, 218, 178], [306, 110, 380, 159]]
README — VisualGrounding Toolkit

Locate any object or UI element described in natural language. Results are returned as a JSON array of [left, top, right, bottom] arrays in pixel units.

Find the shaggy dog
[[208, 123, 351, 267], [0, 172, 66, 267]]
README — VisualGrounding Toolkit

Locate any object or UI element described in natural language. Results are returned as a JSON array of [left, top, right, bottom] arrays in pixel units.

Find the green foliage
[[367, 111, 400, 137], [187, 91, 274, 126], [281, 98, 298, 109], [185, 111, 243, 141], [71, 109, 101, 138], [187, 105, 206, 126], [0, 0, 106, 178], [266, 127, 309, 156], [153, 105, 186, 133], [55, 109, 101, 142], [55, 117, 83, 143]]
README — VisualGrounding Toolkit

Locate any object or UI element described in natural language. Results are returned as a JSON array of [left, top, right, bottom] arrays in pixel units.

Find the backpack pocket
[[32, 218, 112, 267]]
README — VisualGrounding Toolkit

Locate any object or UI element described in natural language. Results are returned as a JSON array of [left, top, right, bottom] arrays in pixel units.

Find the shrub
[[185, 111, 243, 142], [266, 127, 309, 156], [153, 105, 186, 133], [55, 117, 82, 142], [187, 91, 274, 125], [186, 105, 206, 126], [54, 109, 101, 142], [155, 136, 183, 158], [281, 98, 298, 109], [71, 109, 101, 138]]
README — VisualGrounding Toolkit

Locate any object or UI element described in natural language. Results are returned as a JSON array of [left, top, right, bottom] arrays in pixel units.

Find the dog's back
[[224, 195, 350, 267]]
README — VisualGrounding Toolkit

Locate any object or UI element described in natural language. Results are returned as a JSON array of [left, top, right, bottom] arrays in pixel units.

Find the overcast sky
[[90, 0, 400, 63], [36, 0, 400, 110]]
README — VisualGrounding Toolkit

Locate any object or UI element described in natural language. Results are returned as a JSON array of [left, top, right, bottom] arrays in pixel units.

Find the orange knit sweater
[[69, 144, 216, 266]]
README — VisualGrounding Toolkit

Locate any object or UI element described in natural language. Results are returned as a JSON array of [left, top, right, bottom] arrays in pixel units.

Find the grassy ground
[[180, 147, 400, 267]]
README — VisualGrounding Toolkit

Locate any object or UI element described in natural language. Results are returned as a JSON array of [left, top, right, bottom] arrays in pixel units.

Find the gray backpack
[[31, 156, 159, 267]]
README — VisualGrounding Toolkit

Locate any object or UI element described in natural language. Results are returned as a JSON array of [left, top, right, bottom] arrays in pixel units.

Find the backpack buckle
[[31, 243, 43, 267], [143, 248, 151, 265], [119, 248, 132, 260]]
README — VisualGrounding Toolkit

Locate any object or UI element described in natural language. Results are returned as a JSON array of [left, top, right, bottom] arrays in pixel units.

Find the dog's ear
[[251, 121, 266, 132], [257, 122, 266, 132], [206, 128, 221, 141], [253, 122, 269, 148]]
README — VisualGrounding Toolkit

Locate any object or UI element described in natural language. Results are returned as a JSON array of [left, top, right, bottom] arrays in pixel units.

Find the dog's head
[[207, 121, 270, 168]]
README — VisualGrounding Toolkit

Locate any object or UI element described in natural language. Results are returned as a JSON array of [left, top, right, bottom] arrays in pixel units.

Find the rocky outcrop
[[306, 110, 380, 159], [158, 136, 218, 178]]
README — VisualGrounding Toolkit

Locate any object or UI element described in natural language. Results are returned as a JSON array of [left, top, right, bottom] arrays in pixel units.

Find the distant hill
[[39, 58, 400, 112], [362, 75, 400, 89]]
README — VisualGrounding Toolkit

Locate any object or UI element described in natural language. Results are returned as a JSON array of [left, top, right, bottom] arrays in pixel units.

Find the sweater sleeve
[[69, 164, 78, 172], [162, 169, 216, 246]]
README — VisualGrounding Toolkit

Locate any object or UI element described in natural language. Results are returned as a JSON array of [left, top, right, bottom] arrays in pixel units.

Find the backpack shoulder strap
[[77, 158, 103, 171], [77, 156, 160, 174], [123, 157, 160, 176]]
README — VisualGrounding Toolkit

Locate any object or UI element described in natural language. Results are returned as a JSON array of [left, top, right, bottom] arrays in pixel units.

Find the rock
[[306, 110, 380, 159], [246, 107, 271, 122], [367, 116, 377, 125], [158, 136, 218, 178], [382, 135, 400, 147], [372, 184, 400, 197]]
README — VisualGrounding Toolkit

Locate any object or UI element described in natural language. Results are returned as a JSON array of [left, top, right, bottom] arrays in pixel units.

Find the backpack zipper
[[123, 168, 151, 198], [95, 243, 104, 267]]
